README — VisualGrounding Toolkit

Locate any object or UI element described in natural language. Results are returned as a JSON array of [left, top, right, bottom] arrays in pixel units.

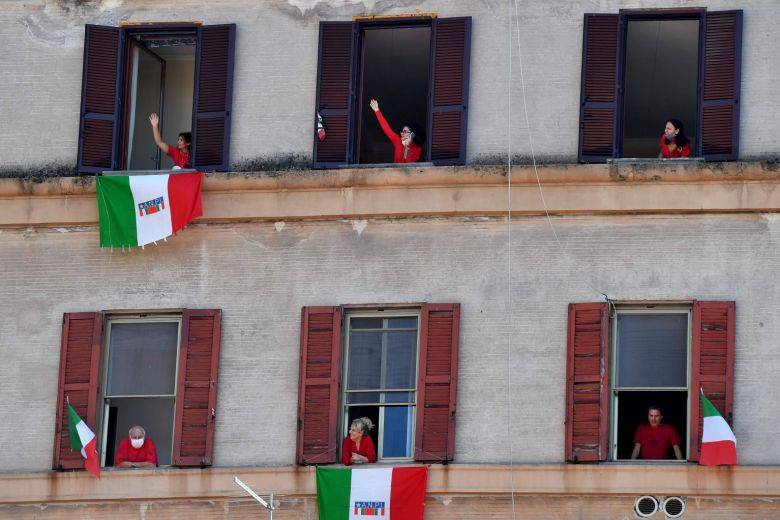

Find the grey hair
[[350, 417, 375, 434], [129, 425, 146, 437]]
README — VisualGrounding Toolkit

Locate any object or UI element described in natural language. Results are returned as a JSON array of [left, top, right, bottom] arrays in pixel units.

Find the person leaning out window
[[659, 119, 691, 159], [342, 417, 377, 465]]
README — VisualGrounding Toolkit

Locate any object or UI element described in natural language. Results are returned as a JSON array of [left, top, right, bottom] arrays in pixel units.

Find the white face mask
[[131, 437, 145, 449]]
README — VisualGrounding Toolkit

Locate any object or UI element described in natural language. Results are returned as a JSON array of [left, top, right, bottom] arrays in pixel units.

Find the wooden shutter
[[414, 303, 460, 462], [690, 301, 735, 461], [172, 309, 222, 466], [76, 25, 124, 174], [53, 313, 103, 470], [313, 22, 356, 168], [698, 11, 743, 161], [577, 14, 620, 163], [565, 302, 610, 462], [192, 24, 236, 172], [428, 17, 472, 166], [296, 307, 343, 464]]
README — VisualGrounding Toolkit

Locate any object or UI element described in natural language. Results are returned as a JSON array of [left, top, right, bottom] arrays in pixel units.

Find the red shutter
[[690, 301, 735, 461], [172, 309, 222, 466], [414, 303, 460, 462], [313, 22, 356, 167], [577, 14, 620, 163], [296, 307, 343, 464], [53, 313, 103, 470], [565, 302, 610, 462], [698, 11, 742, 161], [77, 25, 124, 174], [428, 18, 471, 166], [192, 24, 236, 172]]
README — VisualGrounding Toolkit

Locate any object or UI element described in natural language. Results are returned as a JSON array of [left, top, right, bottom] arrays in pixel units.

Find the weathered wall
[[0, 0, 777, 171]]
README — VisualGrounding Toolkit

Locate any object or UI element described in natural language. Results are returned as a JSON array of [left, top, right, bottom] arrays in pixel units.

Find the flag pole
[[233, 476, 274, 520]]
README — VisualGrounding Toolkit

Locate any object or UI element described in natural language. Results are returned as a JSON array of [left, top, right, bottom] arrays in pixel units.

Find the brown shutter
[[414, 303, 460, 462], [296, 307, 343, 464], [698, 11, 743, 161], [53, 313, 103, 470], [172, 309, 222, 466], [192, 24, 236, 172], [428, 17, 471, 166], [690, 301, 735, 461], [577, 14, 620, 163], [565, 302, 610, 462], [77, 25, 124, 174]]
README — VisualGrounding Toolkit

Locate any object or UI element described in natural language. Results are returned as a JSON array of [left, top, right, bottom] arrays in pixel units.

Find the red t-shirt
[[114, 437, 158, 466], [659, 134, 691, 158], [341, 435, 377, 465], [633, 423, 681, 460], [166, 146, 191, 168], [374, 110, 423, 163]]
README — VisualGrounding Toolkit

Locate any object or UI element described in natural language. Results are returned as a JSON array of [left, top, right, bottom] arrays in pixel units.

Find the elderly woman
[[342, 417, 377, 465], [114, 425, 158, 468]]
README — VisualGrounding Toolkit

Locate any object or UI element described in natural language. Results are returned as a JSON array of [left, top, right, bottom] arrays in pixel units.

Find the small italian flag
[[317, 112, 326, 141], [67, 403, 101, 477], [316, 466, 427, 520], [96, 173, 203, 248], [700, 391, 737, 466]]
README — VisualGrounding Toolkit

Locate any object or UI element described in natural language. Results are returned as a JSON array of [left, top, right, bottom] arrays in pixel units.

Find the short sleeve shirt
[[633, 423, 682, 460], [166, 146, 191, 168]]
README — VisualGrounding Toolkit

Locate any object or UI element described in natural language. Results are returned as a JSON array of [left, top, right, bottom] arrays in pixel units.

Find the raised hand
[[149, 113, 160, 127], [369, 99, 379, 112]]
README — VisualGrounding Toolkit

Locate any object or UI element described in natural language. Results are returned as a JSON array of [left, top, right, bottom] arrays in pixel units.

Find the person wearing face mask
[[114, 425, 158, 468], [369, 99, 423, 163], [658, 118, 691, 158]]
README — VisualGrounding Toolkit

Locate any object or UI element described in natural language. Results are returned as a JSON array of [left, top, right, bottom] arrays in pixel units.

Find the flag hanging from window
[[67, 403, 101, 478], [96, 172, 203, 248], [316, 466, 427, 520], [700, 390, 737, 466], [317, 112, 327, 141]]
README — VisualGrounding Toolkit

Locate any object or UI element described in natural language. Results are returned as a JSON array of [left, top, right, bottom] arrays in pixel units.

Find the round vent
[[662, 496, 685, 518], [634, 495, 658, 517]]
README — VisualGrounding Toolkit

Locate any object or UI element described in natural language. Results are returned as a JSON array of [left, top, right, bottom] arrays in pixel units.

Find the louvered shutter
[[690, 301, 735, 461], [313, 22, 357, 168], [296, 307, 342, 464], [565, 302, 610, 462], [698, 11, 742, 161], [53, 313, 103, 470], [577, 15, 620, 163], [172, 309, 222, 466], [414, 303, 460, 462], [76, 25, 124, 174], [428, 18, 471, 166], [192, 25, 236, 172]]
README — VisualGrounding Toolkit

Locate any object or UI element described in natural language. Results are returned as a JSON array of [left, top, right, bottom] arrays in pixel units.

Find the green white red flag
[[316, 466, 427, 520], [96, 172, 203, 248], [700, 391, 737, 466], [67, 403, 101, 477]]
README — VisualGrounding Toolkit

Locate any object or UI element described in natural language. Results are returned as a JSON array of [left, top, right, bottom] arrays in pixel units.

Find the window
[[313, 17, 471, 168], [52, 310, 222, 471], [76, 24, 235, 174]]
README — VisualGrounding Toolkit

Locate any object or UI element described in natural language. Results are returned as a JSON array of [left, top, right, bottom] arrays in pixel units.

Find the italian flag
[[67, 404, 101, 477], [316, 466, 427, 520], [700, 391, 737, 466], [96, 173, 203, 248]]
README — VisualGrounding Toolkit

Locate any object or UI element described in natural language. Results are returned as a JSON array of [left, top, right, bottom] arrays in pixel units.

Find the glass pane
[[382, 406, 414, 458], [384, 331, 417, 389], [387, 317, 417, 329], [346, 392, 381, 404], [347, 331, 382, 390], [105, 396, 175, 466], [107, 322, 179, 396], [617, 314, 688, 388], [385, 391, 414, 404], [351, 317, 383, 330]]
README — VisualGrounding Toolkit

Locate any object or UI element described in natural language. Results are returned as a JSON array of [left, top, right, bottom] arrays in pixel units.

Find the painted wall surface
[[0, 214, 778, 472], [0, 0, 777, 172]]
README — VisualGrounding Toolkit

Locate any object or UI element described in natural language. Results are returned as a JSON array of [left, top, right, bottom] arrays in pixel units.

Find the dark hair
[[647, 405, 663, 415], [179, 132, 192, 146], [665, 119, 690, 148], [406, 124, 425, 146]]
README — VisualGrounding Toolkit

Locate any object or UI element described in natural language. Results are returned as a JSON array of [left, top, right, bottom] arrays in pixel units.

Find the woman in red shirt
[[369, 99, 423, 163], [658, 119, 691, 158], [149, 113, 192, 168], [341, 417, 377, 465]]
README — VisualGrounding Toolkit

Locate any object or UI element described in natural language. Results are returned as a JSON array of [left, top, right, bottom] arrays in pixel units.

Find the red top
[[633, 423, 682, 460], [341, 435, 377, 465], [166, 146, 191, 168], [659, 134, 691, 158], [114, 437, 158, 466], [373, 110, 422, 163]]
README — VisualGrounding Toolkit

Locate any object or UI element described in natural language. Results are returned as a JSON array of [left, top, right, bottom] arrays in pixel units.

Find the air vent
[[634, 495, 658, 517], [662, 496, 685, 518]]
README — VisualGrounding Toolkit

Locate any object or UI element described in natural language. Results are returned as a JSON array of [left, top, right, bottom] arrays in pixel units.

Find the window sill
[[334, 162, 435, 169]]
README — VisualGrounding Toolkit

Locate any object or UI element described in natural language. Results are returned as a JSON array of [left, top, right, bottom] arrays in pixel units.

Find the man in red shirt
[[114, 425, 158, 468], [631, 406, 683, 460], [149, 113, 192, 169]]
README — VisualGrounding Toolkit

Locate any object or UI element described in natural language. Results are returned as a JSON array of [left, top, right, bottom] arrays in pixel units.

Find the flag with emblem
[[67, 403, 101, 478], [96, 172, 203, 248], [700, 390, 737, 466], [316, 466, 427, 520]]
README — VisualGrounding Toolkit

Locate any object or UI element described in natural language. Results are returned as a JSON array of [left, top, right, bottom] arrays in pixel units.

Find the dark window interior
[[622, 19, 699, 158], [346, 405, 380, 454], [616, 390, 688, 460], [357, 26, 431, 164]]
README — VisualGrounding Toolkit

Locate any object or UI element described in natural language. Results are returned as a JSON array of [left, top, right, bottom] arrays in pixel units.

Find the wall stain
[[275, 0, 426, 23], [21, 0, 137, 48]]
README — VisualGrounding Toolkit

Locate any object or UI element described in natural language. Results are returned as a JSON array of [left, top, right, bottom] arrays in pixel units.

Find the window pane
[[382, 406, 414, 458], [384, 331, 417, 389], [617, 314, 688, 388], [347, 331, 382, 390], [107, 322, 179, 396], [346, 392, 381, 404], [387, 317, 417, 329], [351, 317, 383, 330], [384, 391, 414, 404]]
